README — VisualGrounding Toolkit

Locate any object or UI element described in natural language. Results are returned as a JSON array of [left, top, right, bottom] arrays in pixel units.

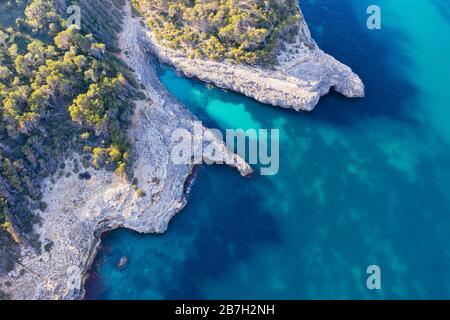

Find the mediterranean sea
[[86, 0, 450, 299]]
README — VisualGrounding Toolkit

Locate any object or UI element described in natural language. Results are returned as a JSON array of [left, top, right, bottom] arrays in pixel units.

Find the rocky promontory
[[139, 3, 365, 112]]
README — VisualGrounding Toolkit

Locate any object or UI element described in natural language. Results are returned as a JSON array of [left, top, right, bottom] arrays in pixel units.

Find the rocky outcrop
[[142, 4, 364, 112], [0, 3, 251, 300]]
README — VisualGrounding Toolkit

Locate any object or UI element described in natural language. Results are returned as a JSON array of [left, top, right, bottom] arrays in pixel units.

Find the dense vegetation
[[134, 0, 301, 64], [59, 0, 126, 51], [0, 0, 138, 274]]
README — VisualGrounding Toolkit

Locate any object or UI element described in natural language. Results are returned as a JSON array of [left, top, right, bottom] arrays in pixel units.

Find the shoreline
[[137, 2, 365, 112], [79, 3, 253, 300], [82, 164, 199, 300], [0, 2, 251, 300]]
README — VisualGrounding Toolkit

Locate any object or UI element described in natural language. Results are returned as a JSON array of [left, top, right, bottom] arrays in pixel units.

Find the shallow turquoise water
[[86, 0, 450, 299]]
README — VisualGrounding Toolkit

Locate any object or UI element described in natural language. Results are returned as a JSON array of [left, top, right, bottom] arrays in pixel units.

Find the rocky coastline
[[0, 0, 364, 300], [140, 3, 365, 112], [0, 2, 251, 300]]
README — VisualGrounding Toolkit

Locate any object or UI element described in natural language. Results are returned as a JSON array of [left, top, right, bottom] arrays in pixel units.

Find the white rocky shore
[[141, 3, 365, 112], [0, 3, 251, 300]]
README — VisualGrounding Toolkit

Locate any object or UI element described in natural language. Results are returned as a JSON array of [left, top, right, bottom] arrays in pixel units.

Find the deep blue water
[[86, 0, 450, 299]]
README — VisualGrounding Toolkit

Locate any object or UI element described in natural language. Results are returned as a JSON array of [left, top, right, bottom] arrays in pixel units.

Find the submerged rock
[[117, 257, 129, 269]]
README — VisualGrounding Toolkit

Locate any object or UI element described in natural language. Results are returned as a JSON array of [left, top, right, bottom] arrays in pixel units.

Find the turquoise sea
[[86, 0, 450, 299]]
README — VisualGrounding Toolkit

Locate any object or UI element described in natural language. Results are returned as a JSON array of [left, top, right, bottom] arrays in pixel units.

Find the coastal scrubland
[[0, 0, 138, 277], [133, 0, 301, 64]]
